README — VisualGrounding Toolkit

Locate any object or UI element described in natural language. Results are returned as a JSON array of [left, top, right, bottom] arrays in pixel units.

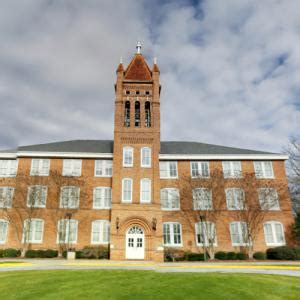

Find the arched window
[[145, 101, 151, 127], [135, 101, 140, 127], [140, 178, 151, 203], [124, 101, 130, 127]]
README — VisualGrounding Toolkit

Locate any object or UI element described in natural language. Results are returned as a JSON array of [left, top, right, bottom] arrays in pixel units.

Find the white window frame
[[225, 188, 245, 210], [60, 186, 80, 209], [94, 160, 113, 177], [27, 186, 47, 208], [0, 219, 9, 244], [193, 188, 213, 210], [222, 161, 242, 178], [23, 219, 44, 244], [229, 221, 249, 246], [0, 187, 14, 208], [91, 220, 110, 244], [123, 146, 133, 167], [141, 147, 151, 168], [57, 219, 78, 244], [195, 222, 217, 246], [140, 178, 151, 203], [122, 178, 133, 203], [190, 161, 210, 178], [30, 159, 50, 176], [93, 187, 112, 209], [160, 188, 180, 210], [62, 159, 82, 176], [258, 188, 280, 210], [263, 221, 286, 246], [159, 161, 178, 179], [163, 222, 183, 247], [254, 161, 274, 179], [0, 160, 18, 177]]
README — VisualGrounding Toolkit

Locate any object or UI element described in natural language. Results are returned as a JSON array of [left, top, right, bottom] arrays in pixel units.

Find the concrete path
[[1, 259, 300, 277]]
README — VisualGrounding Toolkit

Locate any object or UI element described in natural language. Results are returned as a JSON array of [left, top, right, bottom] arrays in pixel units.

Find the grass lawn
[[0, 270, 299, 300]]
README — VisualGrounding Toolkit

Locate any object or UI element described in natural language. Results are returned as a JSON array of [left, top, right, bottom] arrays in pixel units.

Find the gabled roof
[[0, 139, 279, 155], [124, 54, 152, 81]]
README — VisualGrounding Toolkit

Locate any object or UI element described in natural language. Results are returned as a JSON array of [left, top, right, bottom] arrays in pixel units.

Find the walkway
[[1, 259, 300, 277]]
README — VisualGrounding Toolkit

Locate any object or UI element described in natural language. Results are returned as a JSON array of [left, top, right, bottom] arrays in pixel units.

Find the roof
[[1, 139, 277, 155], [124, 54, 152, 81]]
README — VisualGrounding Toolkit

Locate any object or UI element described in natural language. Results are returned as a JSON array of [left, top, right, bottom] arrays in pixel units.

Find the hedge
[[253, 251, 266, 260], [25, 249, 58, 258], [267, 246, 300, 260], [0, 248, 21, 258], [185, 252, 205, 261], [215, 251, 227, 260]]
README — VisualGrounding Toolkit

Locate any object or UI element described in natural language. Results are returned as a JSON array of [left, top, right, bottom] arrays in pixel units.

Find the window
[[193, 188, 212, 210], [60, 186, 80, 208], [0, 187, 14, 208], [160, 161, 178, 178], [145, 101, 151, 127], [122, 178, 132, 203], [135, 101, 140, 127], [27, 186, 47, 208], [126, 90, 130, 95], [258, 188, 280, 210], [0, 220, 8, 244], [91, 220, 110, 244], [263, 221, 285, 246], [222, 161, 242, 178], [191, 161, 210, 178], [95, 160, 113, 177], [0, 160, 18, 177], [225, 188, 245, 210], [163, 223, 182, 246], [124, 101, 130, 127], [23, 219, 44, 243], [62, 159, 82, 176], [195, 222, 217, 246], [30, 159, 50, 176], [160, 188, 180, 210], [140, 178, 151, 203], [254, 161, 274, 178], [93, 187, 112, 209], [141, 147, 151, 167], [136, 90, 140, 95], [230, 222, 248, 246], [57, 219, 78, 244], [146, 91, 150, 95], [123, 147, 133, 167]]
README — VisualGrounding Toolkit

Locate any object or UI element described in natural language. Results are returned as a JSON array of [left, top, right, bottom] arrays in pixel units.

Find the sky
[[0, 0, 300, 152]]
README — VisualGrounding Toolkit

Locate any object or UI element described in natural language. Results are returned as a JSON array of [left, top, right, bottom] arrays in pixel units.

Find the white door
[[126, 226, 144, 259]]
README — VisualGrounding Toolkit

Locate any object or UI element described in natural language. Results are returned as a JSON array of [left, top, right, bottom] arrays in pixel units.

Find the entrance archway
[[125, 225, 145, 259]]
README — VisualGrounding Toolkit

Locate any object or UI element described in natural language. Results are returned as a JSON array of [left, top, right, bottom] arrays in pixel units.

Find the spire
[[116, 57, 124, 73], [153, 57, 160, 73], [136, 40, 142, 54]]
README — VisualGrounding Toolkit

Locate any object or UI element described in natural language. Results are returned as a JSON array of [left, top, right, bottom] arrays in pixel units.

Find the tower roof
[[124, 53, 152, 81]]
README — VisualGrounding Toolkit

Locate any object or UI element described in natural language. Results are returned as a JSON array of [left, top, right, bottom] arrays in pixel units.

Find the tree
[[293, 211, 300, 246], [285, 138, 300, 213]]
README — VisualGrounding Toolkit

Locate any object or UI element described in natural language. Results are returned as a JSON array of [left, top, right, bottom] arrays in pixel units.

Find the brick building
[[0, 44, 294, 261]]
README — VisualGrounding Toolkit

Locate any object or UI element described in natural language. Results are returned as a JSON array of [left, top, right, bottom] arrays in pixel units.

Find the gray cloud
[[0, 0, 299, 152]]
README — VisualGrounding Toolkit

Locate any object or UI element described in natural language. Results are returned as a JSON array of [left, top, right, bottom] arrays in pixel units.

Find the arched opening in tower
[[124, 101, 130, 127], [135, 101, 140, 127], [145, 101, 151, 127]]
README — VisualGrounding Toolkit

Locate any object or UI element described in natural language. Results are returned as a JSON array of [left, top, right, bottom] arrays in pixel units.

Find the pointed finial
[[136, 40, 142, 54], [120, 56, 123, 64], [154, 57, 157, 64]]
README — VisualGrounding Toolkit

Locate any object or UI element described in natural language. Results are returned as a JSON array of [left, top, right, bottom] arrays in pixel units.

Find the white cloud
[[0, 0, 299, 152]]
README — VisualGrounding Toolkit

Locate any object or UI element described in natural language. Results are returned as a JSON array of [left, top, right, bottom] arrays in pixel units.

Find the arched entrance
[[125, 225, 145, 259]]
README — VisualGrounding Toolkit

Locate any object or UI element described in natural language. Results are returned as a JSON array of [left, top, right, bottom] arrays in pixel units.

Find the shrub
[[253, 251, 266, 260], [215, 251, 227, 260], [236, 252, 248, 260], [0, 249, 4, 258], [44, 249, 58, 258], [62, 251, 67, 258], [267, 246, 300, 260], [25, 250, 39, 258], [3, 248, 21, 258], [185, 252, 205, 261], [75, 250, 84, 259], [227, 252, 237, 260], [164, 248, 185, 262]]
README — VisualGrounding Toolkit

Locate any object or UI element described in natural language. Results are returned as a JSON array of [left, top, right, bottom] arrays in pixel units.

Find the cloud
[[0, 0, 299, 152]]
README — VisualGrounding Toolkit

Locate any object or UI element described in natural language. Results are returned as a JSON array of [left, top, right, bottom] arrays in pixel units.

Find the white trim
[[27, 185, 47, 208], [122, 178, 133, 203], [60, 186, 80, 209], [163, 222, 183, 247], [159, 154, 288, 160], [93, 187, 112, 209], [159, 161, 178, 179], [15, 151, 113, 158], [91, 220, 110, 245], [0, 219, 9, 244], [123, 146, 134, 167], [94, 160, 113, 177], [195, 222, 218, 247], [263, 221, 286, 246], [0, 153, 17, 159], [23, 218, 44, 244], [140, 178, 151, 203], [141, 147, 151, 168]]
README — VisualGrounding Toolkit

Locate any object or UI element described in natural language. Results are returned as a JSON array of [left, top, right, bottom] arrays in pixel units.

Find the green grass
[[0, 270, 299, 300]]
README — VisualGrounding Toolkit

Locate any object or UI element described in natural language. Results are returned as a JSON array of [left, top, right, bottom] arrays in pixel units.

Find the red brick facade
[[0, 48, 294, 261]]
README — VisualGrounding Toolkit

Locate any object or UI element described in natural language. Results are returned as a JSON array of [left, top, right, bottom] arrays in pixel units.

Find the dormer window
[[126, 90, 130, 95], [136, 90, 140, 95], [146, 91, 150, 95]]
